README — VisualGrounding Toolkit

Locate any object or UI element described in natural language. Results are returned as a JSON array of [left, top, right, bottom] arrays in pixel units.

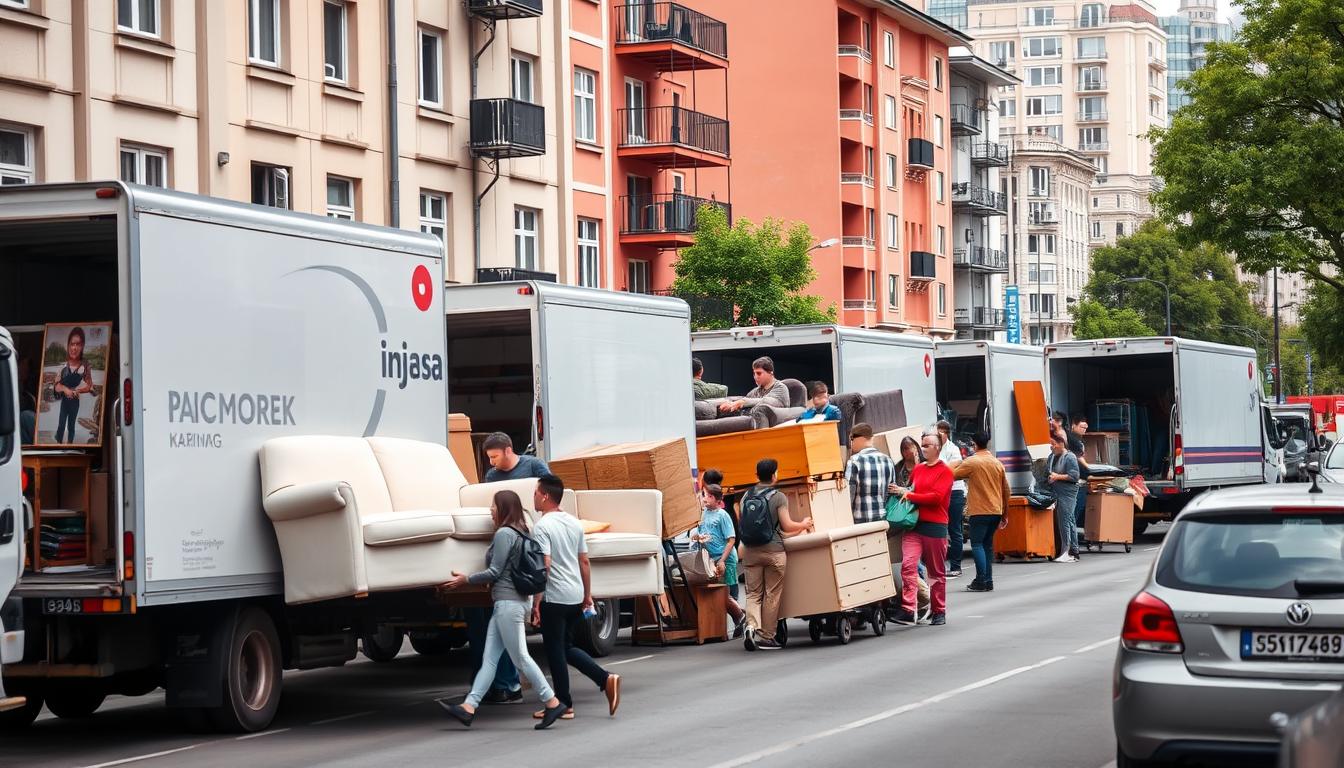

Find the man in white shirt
[[531, 475, 621, 720], [937, 420, 967, 578]]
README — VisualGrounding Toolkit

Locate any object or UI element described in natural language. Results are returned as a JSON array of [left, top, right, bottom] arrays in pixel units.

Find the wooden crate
[[998, 496, 1055, 560], [696, 421, 844, 490], [1085, 492, 1135, 546], [779, 527, 897, 617], [778, 477, 853, 533], [1080, 432, 1122, 466], [549, 438, 699, 540], [448, 413, 479, 483]]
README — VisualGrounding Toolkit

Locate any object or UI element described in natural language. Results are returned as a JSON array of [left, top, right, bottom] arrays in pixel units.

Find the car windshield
[[1329, 446, 1344, 470], [1157, 512, 1344, 598]]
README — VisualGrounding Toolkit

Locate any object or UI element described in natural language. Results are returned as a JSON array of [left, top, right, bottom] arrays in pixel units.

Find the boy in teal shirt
[[691, 484, 746, 638]]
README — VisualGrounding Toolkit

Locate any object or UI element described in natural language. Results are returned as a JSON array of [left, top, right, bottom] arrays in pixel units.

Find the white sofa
[[258, 436, 665, 605]]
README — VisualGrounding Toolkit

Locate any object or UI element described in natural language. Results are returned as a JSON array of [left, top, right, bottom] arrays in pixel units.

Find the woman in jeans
[[438, 490, 566, 730]]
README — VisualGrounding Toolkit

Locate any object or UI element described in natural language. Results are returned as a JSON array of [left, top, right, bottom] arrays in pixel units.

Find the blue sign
[[1005, 285, 1021, 344]]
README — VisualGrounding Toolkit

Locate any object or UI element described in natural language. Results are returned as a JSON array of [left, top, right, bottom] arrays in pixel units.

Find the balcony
[[614, 3, 728, 69], [949, 103, 983, 136], [618, 106, 729, 168], [953, 246, 1008, 273], [1078, 79, 1109, 92], [837, 45, 872, 80], [1149, 56, 1167, 71], [1075, 50, 1108, 61], [971, 141, 1009, 167], [1028, 210, 1059, 227], [955, 306, 1006, 330], [477, 266, 557, 283], [1028, 182, 1057, 198], [907, 138, 935, 170], [843, 299, 878, 311], [840, 172, 875, 206], [910, 250, 937, 280], [1076, 110, 1108, 123], [951, 182, 1007, 216], [467, 0, 543, 20], [470, 98, 545, 158], [841, 235, 874, 268], [1078, 141, 1110, 153], [619, 193, 728, 248]]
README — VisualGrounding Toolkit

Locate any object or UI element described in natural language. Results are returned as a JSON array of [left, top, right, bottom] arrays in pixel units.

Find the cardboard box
[[695, 421, 843, 490], [778, 477, 853, 533], [447, 414, 479, 484], [1080, 432, 1122, 466], [1085, 492, 1135, 544], [873, 425, 928, 460], [550, 438, 699, 539]]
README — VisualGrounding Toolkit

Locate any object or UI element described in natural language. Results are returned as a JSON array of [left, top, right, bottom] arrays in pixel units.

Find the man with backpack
[[530, 474, 621, 719], [739, 458, 813, 651]]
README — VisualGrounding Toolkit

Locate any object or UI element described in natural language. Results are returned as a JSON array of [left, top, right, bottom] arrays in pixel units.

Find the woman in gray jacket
[[438, 490, 566, 729], [1046, 434, 1081, 563]]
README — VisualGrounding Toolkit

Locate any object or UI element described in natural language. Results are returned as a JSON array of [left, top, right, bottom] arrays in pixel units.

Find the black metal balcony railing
[[466, 0, 543, 21], [615, 2, 728, 60], [949, 103, 982, 134], [971, 141, 1009, 165], [618, 106, 729, 157], [951, 182, 1008, 213], [955, 307, 1006, 327], [907, 138, 935, 169], [470, 98, 545, 158], [476, 267, 557, 283], [620, 193, 728, 235], [651, 289, 735, 325], [910, 250, 937, 279], [953, 246, 1009, 271]]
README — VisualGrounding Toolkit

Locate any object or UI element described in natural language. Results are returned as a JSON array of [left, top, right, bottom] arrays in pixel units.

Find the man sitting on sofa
[[692, 357, 729, 401], [717, 356, 789, 415]]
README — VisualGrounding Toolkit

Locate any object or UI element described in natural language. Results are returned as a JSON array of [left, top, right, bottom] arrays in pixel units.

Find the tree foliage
[[1070, 300, 1155, 340], [670, 205, 836, 330], [1277, 322, 1344, 397]]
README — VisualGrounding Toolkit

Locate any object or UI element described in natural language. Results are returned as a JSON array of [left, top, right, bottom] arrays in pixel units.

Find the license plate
[[1241, 630, 1344, 660], [42, 598, 83, 615]]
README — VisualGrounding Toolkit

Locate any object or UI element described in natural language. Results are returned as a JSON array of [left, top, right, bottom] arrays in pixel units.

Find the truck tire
[[360, 626, 404, 663], [44, 687, 106, 719], [1132, 520, 1149, 539], [572, 598, 617, 658], [0, 688, 44, 730], [210, 606, 282, 733], [408, 628, 468, 656]]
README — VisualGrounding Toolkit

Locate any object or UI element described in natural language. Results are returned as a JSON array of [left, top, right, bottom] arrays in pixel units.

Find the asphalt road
[[4, 530, 1168, 768]]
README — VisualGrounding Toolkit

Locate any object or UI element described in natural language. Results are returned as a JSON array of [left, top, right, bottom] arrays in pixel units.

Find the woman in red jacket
[[891, 431, 954, 626]]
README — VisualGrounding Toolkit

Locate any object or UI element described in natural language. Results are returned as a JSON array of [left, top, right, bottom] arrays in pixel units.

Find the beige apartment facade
[[0, 0, 585, 285]]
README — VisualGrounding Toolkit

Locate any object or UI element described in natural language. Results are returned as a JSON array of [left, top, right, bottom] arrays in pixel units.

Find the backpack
[[507, 530, 548, 596], [738, 488, 779, 547]]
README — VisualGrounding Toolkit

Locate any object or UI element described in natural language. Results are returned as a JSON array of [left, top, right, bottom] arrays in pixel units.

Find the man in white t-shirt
[[531, 475, 621, 720], [937, 420, 967, 578]]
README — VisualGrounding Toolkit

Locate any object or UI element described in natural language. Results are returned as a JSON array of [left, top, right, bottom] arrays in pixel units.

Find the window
[[1029, 166, 1050, 195], [887, 275, 899, 308], [1092, 196, 1099, 208], [865, 146, 875, 178], [1080, 3, 1104, 27], [250, 163, 290, 209], [1080, 66, 1104, 89], [1026, 66, 1062, 86], [885, 96, 897, 129], [248, 0, 281, 66], [935, 171, 945, 203], [886, 213, 898, 250], [989, 41, 1015, 64], [0, 126, 36, 185], [1079, 126, 1106, 147], [419, 29, 443, 107], [863, 84, 874, 117], [326, 176, 355, 219], [937, 283, 946, 316], [1027, 233, 1056, 255], [511, 55, 535, 104], [866, 208, 876, 240], [936, 225, 946, 254], [1027, 264, 1057, 284], [1150, 97, 1163, 118], [885, 153, 897, 188], [514, 207, 539, 269], [119, 144, 167, 187], [1116, 221, 1125, 236], [573, 68, 597, 142], [419, 191, 447, 243], [933, 115, 944, 146], [1024, 37, 1061, 58], [627, 260, 650, 294], [1026, 95, 1062, 115], [1091, 221, 1102, 238], [1028, 123, 1063, 141], [0, 0, 29, 8], [1092, 155, 1108, 174], [863, 21, 872, 52], [323, 1, 347, 83], [577, 218, 600, 288], [118, 0, 160, 37], [625, 79, 646, 141], [999, 98, 1016, 117], [867, 270, 877, 303], [933, 57, 943, 90], [1079, 96, 1104, 117], [883, 31, 895, 67], [1027, 7, 1054, 25], [1077, 37, 1106, 59]]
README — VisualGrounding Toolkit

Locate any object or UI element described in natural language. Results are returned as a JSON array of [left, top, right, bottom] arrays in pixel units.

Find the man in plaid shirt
[[845, 423, 898, 523]]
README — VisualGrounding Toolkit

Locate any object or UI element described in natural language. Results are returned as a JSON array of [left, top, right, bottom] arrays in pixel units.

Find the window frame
[[933, 57, 943, 90], [936, 225, 946, 254], [886, 213, 899, 250], [326, 175, 355, 220], [884, 95, 898, 130], [999, 98, 1016, 117], [250, 163, 291, 209], [248, 0, 282, 67], [933, 115, 944, 146], [511, 54, 536, 104], [627, 259, 650, 294], [0, 125, 36, 185], [514, 206, 539, 270], [573, 67, 598, 143], [418, 28, 444, 108], [887, 274, 900, 309], [323, 0, 348, 84], [118, 143, 168, 188], [883, 31, 895, 68], [1024, 36, 1061, 58], [117, 0, 162, 38], [577, 217, 601, 289], [885, 153, 897, 189], [937, 283, 947, 316], [419, 190, 447, 243]]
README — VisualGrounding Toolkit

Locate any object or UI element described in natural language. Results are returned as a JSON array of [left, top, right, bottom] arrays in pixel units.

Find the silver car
[[1113, 482, 1344, 766], [1322, 442, 1344, 484]]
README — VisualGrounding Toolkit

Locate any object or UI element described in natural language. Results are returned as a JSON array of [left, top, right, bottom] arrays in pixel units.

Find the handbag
[[676, 549, 715, 586], [885, 495, 919, 531]]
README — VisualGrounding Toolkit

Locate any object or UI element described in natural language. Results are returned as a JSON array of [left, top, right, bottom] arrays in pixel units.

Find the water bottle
[[582, 605, 597, 619]]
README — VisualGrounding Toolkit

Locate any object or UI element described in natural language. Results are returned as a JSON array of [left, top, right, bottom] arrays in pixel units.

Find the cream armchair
[[562, 490, 666, 599]]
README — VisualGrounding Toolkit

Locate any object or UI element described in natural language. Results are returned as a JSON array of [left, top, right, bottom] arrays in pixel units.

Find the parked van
[[0, 327, 26, 717]]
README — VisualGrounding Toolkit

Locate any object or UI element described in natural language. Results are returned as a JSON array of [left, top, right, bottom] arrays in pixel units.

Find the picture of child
[[35, 322, 111, 448]]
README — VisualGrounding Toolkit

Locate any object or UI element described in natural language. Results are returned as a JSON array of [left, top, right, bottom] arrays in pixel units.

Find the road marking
[[1110, 577, 1135, 583], [1144, 546, 1160, 551], [235, 728, 291, 741], [79, 745, 200, 768], [708, 655, 1069, 768], [311, 710, 374, 725], [965, 615, 985, 619], [606, 654, 653, 667], [1073, 636, 1119, 655]]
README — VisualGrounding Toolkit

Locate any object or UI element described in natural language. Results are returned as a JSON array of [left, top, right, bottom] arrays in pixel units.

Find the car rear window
[[1157, 513, 1344, 598]]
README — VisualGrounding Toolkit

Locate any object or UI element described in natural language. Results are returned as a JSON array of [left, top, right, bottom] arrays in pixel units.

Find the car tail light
[[1172, 433, 1184, 477], [1121, 591, 1183, 654]]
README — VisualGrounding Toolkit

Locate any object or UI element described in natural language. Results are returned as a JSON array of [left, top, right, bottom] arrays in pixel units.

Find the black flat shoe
[[438, 699, 474, 727], [536, 703, 566, 730]]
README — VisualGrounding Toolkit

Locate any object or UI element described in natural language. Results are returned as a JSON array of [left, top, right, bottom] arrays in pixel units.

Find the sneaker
[[482, 687, 523, 705], [755, 638, 783, 650], [892, 609, 917, 626], [930, 613, 947, 626], [535, 703, 567, 730], [947, 569, 963, 579], [1054, 554, 1075, 563], [743, 629, 758, 652], [966, 582, 991, 592]]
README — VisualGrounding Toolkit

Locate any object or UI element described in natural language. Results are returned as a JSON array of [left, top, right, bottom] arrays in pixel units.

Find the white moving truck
[[0, 328, 28, 717], [934, 340, 1045, 493], [0, 182, 453, 732], [1045, 337, 1276, 527], [691, 324, 938, 425]]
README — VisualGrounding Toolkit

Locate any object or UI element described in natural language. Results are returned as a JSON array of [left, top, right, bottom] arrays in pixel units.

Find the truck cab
[[0, 327, 26, 715]]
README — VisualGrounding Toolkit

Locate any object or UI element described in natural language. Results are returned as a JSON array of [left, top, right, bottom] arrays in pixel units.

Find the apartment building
[[967, 0, 1166, 251], [1160, 0, 1234, 114], [1007, 133, 1096, 344], [703, 0, 966, 337], [948, 48, 1016, 341]]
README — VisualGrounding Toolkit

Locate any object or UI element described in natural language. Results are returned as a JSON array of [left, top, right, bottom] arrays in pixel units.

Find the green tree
[[1080, 221, 1267, 344], [1278, 322, 1344, 396], [1149, 0, 1344, 351], [670, 205, 836, 330], [1070, 299, 1155, 340]]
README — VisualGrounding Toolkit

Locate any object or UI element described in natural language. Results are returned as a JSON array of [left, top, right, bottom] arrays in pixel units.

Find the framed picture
[[33, 322, 113, 449]]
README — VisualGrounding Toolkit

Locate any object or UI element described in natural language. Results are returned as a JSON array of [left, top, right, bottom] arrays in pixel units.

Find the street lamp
[[1119, 277, 1171, 336], [808, 238, 841, 252]]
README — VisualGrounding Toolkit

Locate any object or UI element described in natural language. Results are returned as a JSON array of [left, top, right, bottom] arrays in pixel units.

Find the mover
[[934, 340, 1045, 493], [691, 324, 938, 425]]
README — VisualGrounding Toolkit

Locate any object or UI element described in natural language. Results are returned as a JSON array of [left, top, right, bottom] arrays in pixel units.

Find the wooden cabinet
[[22, 452, 94, 570], [1085, 492, 1135, 546], [695, 422, 843, 490], [779, 527, 897, 617], [998, 496, 1055, 560]]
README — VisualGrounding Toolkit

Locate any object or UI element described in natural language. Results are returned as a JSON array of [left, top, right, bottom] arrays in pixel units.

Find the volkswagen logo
[[1286, 602, 1313, 626]]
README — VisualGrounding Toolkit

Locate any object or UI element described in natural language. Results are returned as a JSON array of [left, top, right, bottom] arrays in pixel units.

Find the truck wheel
[[0, 688, 44, 730], [210, 606, 282, 733], [360, 626, 404, 663], [44, 687, 106, 719], [1132, 520, 1149, 539], [572, 599, 618, 658], [408, 629, 468, 656]]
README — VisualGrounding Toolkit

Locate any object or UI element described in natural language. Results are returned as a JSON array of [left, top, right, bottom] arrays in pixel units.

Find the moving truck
[[0, 182, 456, 732], [1, 328, 27, 717], [691, 324, 938, 426], [1044, 337, 1276, 529], [934, 340, 1045, 493]]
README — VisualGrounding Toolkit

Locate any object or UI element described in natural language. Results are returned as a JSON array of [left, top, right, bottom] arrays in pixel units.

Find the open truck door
[[0, 329, 25, 713]]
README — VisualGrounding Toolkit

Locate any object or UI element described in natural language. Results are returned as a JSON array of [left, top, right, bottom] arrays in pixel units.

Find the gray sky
[[1153, 0, 1241, 24]]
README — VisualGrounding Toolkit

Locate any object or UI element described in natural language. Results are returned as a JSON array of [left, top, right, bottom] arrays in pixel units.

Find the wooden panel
[[549, 438, 699, 539], [855, 531, 889, 559], [835, 553, 890, 587], [830, 538, 860, 564], [838, 575, 898, 610], [779, 478, 852, 533], [447, 413, 478, 484], [1013, 380, 1052, 462], [695, 422, 844, 490], [999, 496, 1055, 559]]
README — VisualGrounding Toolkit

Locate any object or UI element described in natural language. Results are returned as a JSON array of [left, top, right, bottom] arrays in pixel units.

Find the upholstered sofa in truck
[[693, 378, 808, 436], [258, 436, 664, 605]]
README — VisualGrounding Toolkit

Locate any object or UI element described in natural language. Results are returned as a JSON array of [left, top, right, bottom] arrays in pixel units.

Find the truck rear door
[[1176, 344, 1264, 488], [0, 329, 25, 700], [989, 347, 1045, 492]]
